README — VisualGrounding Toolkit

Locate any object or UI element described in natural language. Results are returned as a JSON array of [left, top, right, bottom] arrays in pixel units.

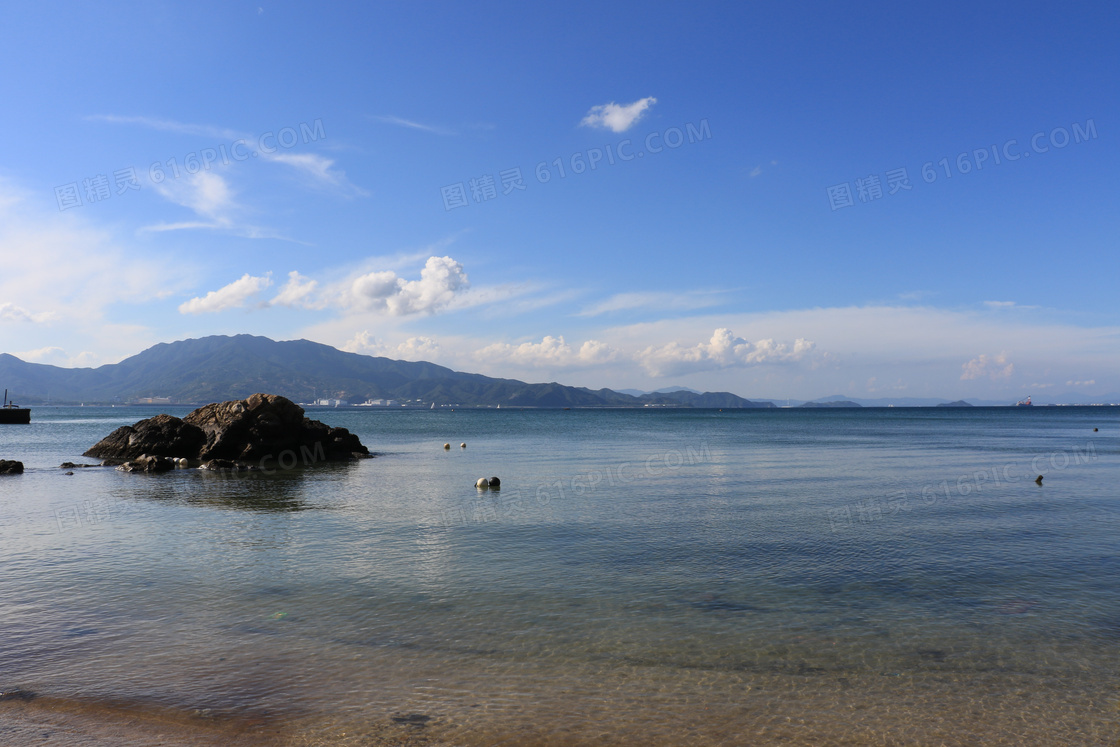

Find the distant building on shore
[[314, 398, 350, 407]]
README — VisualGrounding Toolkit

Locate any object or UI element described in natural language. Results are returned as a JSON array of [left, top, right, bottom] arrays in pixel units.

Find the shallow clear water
[[1, 406, 1118, 744]]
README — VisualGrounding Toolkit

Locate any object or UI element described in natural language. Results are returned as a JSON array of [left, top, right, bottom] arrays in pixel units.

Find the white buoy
[[460, 442, 467, 448], [476, 477, 489, 488], [443, 443, 451, 450]]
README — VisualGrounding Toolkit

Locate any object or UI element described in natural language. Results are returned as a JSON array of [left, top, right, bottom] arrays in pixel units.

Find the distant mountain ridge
[[0, 335, 774, 409]]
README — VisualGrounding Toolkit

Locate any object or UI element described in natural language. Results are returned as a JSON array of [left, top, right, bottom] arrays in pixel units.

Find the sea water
[[1, 406, 1117, 745]]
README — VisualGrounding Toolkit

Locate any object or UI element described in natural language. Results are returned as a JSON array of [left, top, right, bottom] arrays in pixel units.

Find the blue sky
[[1, 1, 1117, 400]]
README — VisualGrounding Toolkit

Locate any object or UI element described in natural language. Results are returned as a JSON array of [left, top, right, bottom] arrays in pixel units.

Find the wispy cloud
[[0, 302, 54, 323], [371, 115, 456, 136], [262, 152, 368, 195], [580, 97, 657, 133], [579, 290, 729, 317], [90, 113, 365, 199], [84, 114, 241, 141]]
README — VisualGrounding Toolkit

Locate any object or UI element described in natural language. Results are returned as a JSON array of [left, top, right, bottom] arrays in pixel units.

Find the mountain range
[[0, 335, 775, 408], [2, 335, 1115, 408]]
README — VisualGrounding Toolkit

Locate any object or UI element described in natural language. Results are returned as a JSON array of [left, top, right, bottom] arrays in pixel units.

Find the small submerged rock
[[117, 454, 177, 473]]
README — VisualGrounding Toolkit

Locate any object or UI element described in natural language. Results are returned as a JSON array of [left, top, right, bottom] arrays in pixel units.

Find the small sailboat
[[1, 389, 31, 424]]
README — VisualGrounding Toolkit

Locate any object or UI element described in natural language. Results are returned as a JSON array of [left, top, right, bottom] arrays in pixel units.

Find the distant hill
[[636, 390, 774, 408], [936, 400, 975, 407], [0, 335, 770, 408], [800, 400, 862, 408]]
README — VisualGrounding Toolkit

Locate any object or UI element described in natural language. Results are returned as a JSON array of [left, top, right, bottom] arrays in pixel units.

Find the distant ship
[[1015, 396, 1032, 407], [1, 389, 30, 424]]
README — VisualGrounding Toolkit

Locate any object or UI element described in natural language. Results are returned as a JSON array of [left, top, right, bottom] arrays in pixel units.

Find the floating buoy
[[460, 443, 467, 448], [488, 476, 500, 489], [443, 443, 451, 450], [476, 477, 489, 488], [1035, 475, 1043, 485], [1093, 427, 1098, 432]]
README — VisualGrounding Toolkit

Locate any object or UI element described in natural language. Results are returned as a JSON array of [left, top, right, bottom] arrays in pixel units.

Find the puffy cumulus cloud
[[474, 335, 617, 368], [960, 352, 1014, 381], [397, 336, 441, 360], [271, 271, 320, 308], [345, 256, 468, 316], [580, 97, 657, 133], [179, 273, 272, 314], [637, 328, 815, 377], [342, 331, 441, 361]]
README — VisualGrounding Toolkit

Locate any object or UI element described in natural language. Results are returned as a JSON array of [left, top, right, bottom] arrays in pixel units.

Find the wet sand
[[5, 665, 1118, 747]]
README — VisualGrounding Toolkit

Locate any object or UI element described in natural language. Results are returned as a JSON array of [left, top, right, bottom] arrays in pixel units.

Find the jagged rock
[[83, 413, 205, 463], [0, 460, 24, 475], [84, 394, 370, 469]]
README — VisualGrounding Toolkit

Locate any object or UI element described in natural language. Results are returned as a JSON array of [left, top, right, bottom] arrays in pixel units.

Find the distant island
[[936, 400, 975, 407], [800, 400, 862, 408]]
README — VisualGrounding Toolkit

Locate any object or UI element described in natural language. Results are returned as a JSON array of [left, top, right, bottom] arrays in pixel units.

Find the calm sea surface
[[1, 406, 1118, 745]]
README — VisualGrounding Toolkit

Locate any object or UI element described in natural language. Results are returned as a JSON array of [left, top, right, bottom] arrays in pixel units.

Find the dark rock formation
[[0, 460, 23, 475], [84, 413, 206, 463], [84, 393, 370, 467]]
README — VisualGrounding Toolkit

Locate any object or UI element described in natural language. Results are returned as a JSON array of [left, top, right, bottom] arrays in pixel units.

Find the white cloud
[[271, 271, 320, 308], [149, 170, 237, 229], [179, 273, 273, 314], [1065, 379, 1096, 387], [344, 255, 469, 316], [579, 290, 728, 317], [263, 152, 366, 194], [343, 331, 442, 361], [371, 115, 455, 136], [474, 335, 617, 368], [0, 302, 54, 323], [0, 179, 184, 326], [11, 346, 99, 367], [84, 114, 241, 141], [960, 352, 1014, 381], [637, 328, 815, 377], [580, 97, 657, 133]]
